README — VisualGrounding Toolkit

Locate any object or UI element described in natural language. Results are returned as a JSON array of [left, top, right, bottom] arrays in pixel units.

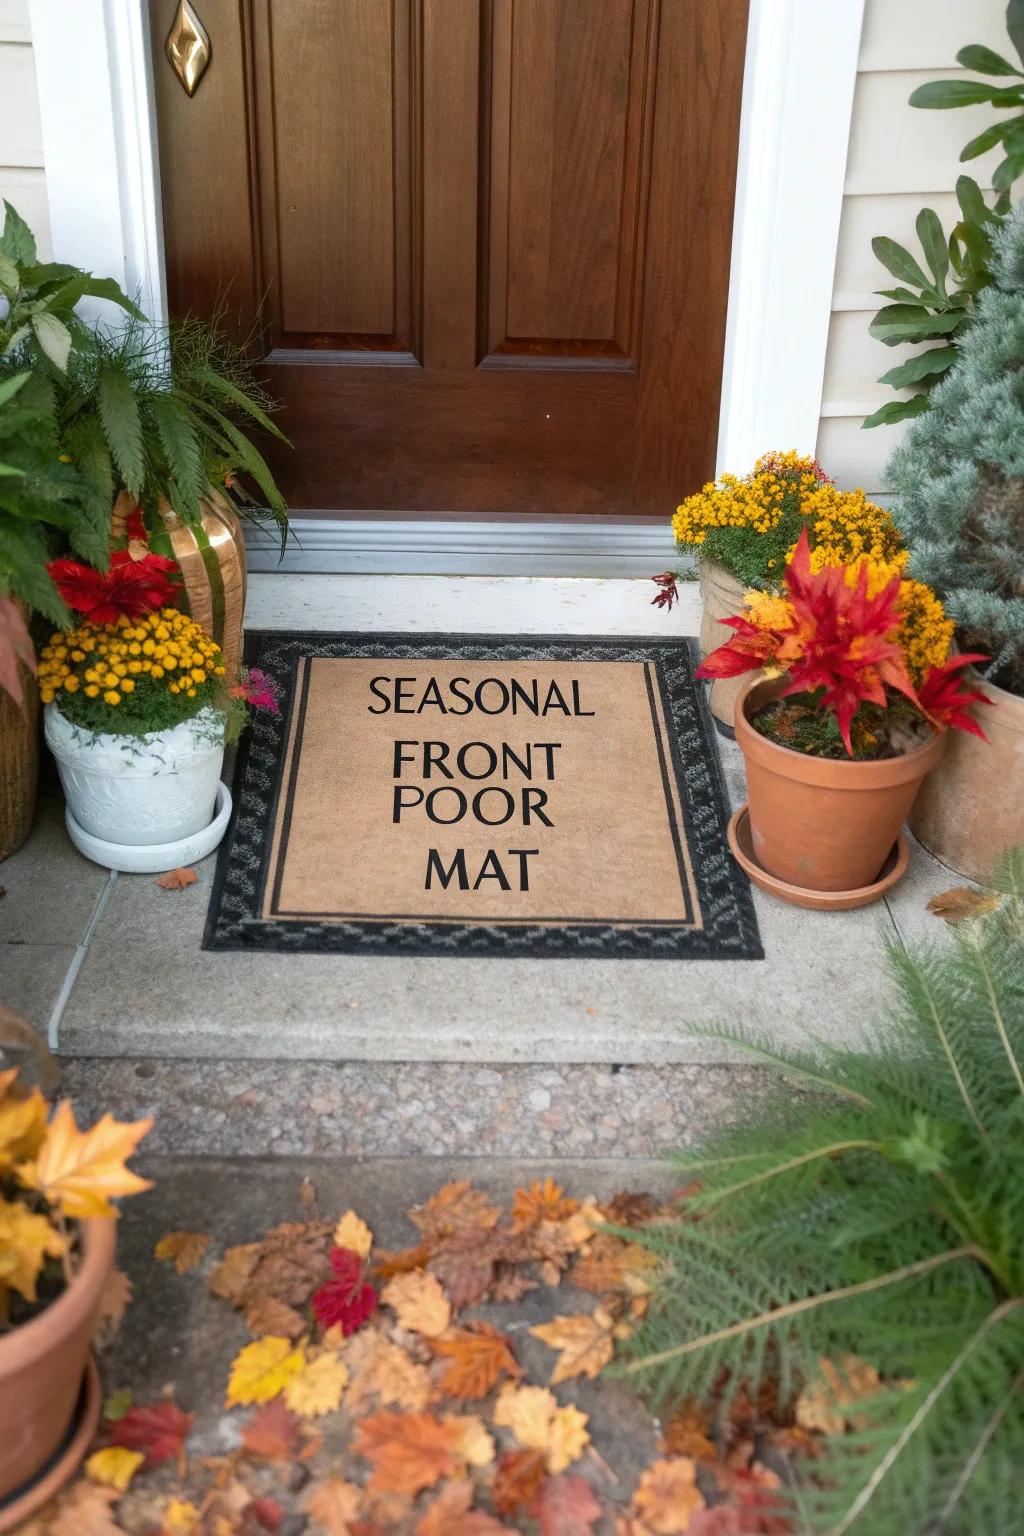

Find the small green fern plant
[[620, 851, 1024, 1535], [55, 310, 290, 547]]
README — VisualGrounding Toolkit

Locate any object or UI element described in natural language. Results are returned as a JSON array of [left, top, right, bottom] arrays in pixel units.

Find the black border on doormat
[[202, 631, 763, 961]]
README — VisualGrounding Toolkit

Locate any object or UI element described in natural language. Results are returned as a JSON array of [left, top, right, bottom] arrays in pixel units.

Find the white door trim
[[716, 0, 865, 473], [26, 0, 865, 551], [28, 0, 167, 328]]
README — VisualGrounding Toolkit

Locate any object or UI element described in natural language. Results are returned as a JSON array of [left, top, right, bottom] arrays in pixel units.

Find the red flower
[[776, 528, 919, 755], [311, 1246, 377, 1335], [125, 507, 148, 543], [48, 551, 181, 623], [651, 572, 679, 612], [917, 653, 992, 739]]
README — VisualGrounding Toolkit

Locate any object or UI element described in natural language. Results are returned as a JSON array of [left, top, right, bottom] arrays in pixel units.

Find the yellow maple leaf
[[0, 1080, 47, 1171], [85, 1446, 145, 1492], [0, 1196, 67, 1301], [162, 1500, 200, 1534], [334, 1209, 373, 1258], [546, 1403, 591, 1473], [226, 1336, 305, 1407], [633, 1457, 704, 1534], [19, 1101, 152, 1218], [530, 1306, 620, 1384], [381, 1269, 451, 1338], [493, 1383, 557, 1448], [443, 1412, 495, 1468], [285, 1351, 350, 1418]]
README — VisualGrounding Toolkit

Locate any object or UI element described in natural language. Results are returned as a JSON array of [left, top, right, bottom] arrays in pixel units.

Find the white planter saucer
[[65, 783, 233, 874]]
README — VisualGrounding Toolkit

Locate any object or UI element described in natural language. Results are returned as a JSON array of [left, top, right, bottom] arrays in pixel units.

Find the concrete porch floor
[[2, 574, 960, 1081]]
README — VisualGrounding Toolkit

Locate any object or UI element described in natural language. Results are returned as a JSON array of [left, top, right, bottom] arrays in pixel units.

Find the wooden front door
[[151, 0, 747, 517]]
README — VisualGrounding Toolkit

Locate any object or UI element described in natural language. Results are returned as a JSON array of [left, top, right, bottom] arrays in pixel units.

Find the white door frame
[[27, 0, 864, 558]]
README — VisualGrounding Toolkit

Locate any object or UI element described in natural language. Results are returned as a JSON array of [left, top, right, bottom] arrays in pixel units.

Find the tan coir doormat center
[[204, 634, 762, 960]]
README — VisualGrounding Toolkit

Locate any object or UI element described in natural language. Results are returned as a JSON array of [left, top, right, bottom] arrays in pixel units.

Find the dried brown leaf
[[153, 866, 198, 890], [927, 886, 1000, 924], [154, 1230, 212, 1274]]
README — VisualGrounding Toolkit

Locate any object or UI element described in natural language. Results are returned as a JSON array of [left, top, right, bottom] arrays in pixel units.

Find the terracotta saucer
[[727, 804, 909, 911], [0, 1356, 101, 1532]]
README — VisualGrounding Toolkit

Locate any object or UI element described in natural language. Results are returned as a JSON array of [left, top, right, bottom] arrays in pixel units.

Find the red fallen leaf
[[494, 1448, 547, 1515], [687, 1510, 742, 1536], [241, 1399, 301, 1461], [154, 866, 198, 890], [242, 1496, 285, 1532], [529, 1474, 602, 1536], [313, 1245, 377, 1335], [106, 1399, 194, 1467]]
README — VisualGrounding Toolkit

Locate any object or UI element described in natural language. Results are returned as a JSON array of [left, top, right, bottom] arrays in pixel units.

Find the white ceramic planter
[[44, 704, 226, 847]]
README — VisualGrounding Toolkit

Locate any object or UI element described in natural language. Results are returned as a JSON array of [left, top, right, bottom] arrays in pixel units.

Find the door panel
[[484, 0, 652, 361], [150, 0, 748, 517]]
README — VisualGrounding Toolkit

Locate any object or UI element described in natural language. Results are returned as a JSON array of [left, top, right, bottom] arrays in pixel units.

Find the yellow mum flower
[[103, 690, 121, 706]]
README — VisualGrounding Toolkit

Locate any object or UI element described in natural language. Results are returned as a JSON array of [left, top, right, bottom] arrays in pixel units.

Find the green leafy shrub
[[887, 204, 1024, 697], [621, 850, 1024, 1534], [865, 3, 1024, 427]]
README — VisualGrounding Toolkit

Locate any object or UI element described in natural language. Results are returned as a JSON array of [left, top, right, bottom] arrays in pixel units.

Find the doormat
[[203, 632, 762, 960]]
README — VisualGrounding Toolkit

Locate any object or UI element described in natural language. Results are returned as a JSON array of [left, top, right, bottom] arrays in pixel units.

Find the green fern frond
[[97, 363, 144, 497], [624, 851, 1024, 1533]]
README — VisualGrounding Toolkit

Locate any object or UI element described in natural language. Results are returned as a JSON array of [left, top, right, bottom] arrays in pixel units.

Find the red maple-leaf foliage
[[696, 614, 782, 679], [105, 1399, 194, 1467], [777, 528, 920, 753], [697, 529, 924, 755], [312, 1245, 377, 1335], [651, 572, 680, 612], [917, 653, 991, 739], [48, 550, 181, 624]]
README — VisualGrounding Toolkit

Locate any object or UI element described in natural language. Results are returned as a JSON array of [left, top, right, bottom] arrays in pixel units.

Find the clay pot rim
[[0, 1218, 116, 1374], [736, 675, 946, 787]]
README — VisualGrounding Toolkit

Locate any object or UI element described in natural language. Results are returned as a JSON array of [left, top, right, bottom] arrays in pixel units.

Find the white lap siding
[[817, 0, 1009, 493]]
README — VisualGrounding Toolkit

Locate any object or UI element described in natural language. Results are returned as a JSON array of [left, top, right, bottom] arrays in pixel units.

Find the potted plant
[[0, 201, 145, 860], [651, 452, 906, 731], [0, 1043, 151, 1525], [37, 561, 279, 871], [699, 529, 988, 907], [886, 204, 1024, 882], [54, 310, 290, 684]]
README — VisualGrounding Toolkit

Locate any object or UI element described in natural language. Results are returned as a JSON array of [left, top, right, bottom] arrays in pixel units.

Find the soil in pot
[[735, 677, 945, 893], [0, 1219, 115, 1523]]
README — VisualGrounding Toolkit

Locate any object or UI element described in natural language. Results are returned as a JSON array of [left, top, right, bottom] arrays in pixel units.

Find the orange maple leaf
[[241, 1398, 301, 1461], [353, 1410, 461, 1494], [493, 1447, 548, 1516], [410, 1181, 501, 1245], [512, 1178, 579, 1230], [19, 1100, 152, 1218], [632, 1457, 704, 1534], [433, 1322, 522, 1400], [415, 1477, 512, 1535], [154, 1230, 212, 1274]]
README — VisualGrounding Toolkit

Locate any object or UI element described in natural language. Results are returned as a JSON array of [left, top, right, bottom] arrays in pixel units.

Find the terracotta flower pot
[[910, 669, 1020, 883], [698, 559, 748, 731], [0, 1218, 115, 1523], [735, 677, 945, 893], [112, 488, 248, 684]]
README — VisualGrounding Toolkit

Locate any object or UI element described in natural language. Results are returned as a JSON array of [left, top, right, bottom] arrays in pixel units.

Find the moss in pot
[[700, 530, 991, 903]]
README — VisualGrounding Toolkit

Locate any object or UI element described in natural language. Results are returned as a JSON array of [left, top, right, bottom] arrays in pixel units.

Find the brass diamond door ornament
[[165, 0, 211, 97]]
